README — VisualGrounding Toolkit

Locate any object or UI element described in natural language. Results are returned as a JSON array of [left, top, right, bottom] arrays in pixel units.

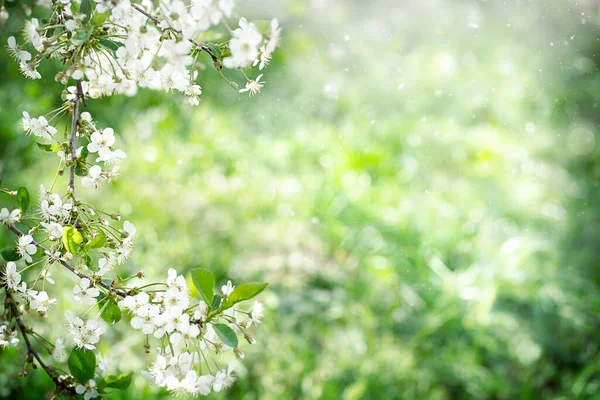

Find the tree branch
[[5, 288, 76, 395], [68, 80, 83, 200], [6, 224, 127, 298], [130, 3, 220, 64]]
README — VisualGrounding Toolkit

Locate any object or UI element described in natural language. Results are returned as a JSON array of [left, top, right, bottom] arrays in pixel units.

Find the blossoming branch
[[0, 0, 278, 397]]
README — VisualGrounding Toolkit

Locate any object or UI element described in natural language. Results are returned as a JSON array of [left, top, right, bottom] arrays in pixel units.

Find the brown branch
[[130, 3, 220, 64], [68, 80, 83, 201], [5, 288, 76, 395], [6, 224, 127, 298]]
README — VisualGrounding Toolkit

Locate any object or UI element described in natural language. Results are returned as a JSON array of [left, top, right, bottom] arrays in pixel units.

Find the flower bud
[[244, 332, 256, 345], [229, 81, 239, 90], [0, 7, 9, 24], [234, 348, 245, 359]]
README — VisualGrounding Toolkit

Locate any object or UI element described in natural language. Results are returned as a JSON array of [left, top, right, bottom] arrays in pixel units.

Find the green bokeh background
[[1, 0, 600, 399]]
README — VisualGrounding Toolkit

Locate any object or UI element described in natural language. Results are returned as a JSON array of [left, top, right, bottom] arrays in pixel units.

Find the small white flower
[[0, 324, 19, 348], [75, 379, 99, 400], [19, 61, 42, 80], [30, 291, 57, 313], [7, 36, 32, 62], [0, 208, 21, 226], [40, 221, 63, 240], [253, 45, 271, 70], [221, 280, 234, 296], [249, 301, 263, 326], [212, 364, 236, 392], [164, 287, 189, 310], [131, 304, 161, 334], [4, 261, 21, 290], [16, 235, 37, 263], [97, 354, 109, 375], [53, 338, 67, 362], [81, 165, 105, 189], [239, 74, 264, 97], [87, 128, 115, 154], [197, 374, 215, 395], [73, 278, 100, 305]]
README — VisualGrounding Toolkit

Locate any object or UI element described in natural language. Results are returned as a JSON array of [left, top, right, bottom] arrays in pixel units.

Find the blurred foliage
[[1, 0, 600, 399]]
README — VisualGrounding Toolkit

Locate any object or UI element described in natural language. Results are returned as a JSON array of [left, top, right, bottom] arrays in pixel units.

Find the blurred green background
[[2, 0, 600, 399]]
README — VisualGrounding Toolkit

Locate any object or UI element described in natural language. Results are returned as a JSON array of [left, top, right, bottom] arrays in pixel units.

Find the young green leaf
[[222, 282, 268, 310], [190, 268, 215, 304], [1, 248, 21, 262], [97, 294, 122, 324], [33, 246, 45, 258], [87, 229, 106, 250], [36, 142, 62, 152], [213, 324, 238, 348], [100, 372, 133, 390], [17, 187, 30, 213], [71, 28, 93, 46], [62, 226, 83, 255], [91, 9, 110, 26], [68, 348, 96, 383]]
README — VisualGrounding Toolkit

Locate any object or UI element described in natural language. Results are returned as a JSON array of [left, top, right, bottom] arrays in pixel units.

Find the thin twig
[[6, 224, 127, 298], [5, 290, 56, 380], [130, 3, 220, 64], [4, 288, 76, 396]]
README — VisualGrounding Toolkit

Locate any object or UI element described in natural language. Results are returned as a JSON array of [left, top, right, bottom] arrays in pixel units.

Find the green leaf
[[68, 348, 96, 383], [75, 163, 88, 177], [210, 294, 222, 310], [87, 229, 106, 249], [91, 9, 110, 26], [213, 324, 238, 348], [36, 142, 62, 152], [80, 0, 94, 23], [1, 248, 21, 262], [222, 282, 268, 310], [207, 42, 222, 59], [190, 268, 215, 304], [99, 39, 124, 56], [71, 29, 91, 46], [97, 294, 122, 324], [62, 226, 83, 255], [33, 247, 45, 258], [100, 372, 133, 390], [17, 187, 30, 213]]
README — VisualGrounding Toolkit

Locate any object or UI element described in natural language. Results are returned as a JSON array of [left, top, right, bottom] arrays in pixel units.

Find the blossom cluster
[[6, 0, 280, 102], [118, 269, 264, 395]]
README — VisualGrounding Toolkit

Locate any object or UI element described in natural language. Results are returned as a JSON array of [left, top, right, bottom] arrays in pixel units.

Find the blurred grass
[[1, 0, 600, 399]]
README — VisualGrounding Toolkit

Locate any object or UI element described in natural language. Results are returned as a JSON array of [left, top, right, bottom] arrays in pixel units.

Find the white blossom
[[239, 74, 264, 97], [73, 278, 100, 305], [0, 324, 19, 348], [75, 380, 99, 400], [16, 235, 37, 263], [53, 338, 67, 362], [0, 208, 21, 226], [30, 291, 57, 313], [4, 261, 21, 290]]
